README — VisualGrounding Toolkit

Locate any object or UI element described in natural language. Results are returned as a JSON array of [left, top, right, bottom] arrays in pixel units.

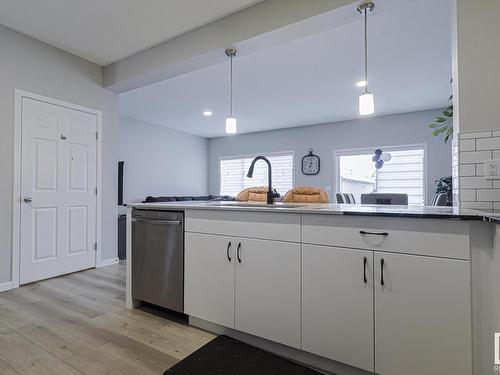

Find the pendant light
[[225, 48, 238, 134], [357, 1, 375, 116]]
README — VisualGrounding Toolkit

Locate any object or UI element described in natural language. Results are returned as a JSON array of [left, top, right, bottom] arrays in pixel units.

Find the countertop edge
[[125, 202, 498, 222]]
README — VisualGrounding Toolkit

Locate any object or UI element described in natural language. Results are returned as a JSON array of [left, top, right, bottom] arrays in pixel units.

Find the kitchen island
[[126, 202, 500, 375]]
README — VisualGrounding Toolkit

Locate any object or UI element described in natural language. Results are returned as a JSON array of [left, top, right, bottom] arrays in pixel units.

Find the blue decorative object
[[372, 149, 386, 170]]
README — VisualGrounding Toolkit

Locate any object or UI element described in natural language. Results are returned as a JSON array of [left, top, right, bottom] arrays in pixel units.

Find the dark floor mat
[[164, 335, 323, 375]]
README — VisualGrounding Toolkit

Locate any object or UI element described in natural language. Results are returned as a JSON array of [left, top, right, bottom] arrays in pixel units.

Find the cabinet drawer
[[186, 210, 300, 242], [302, 215, 470, 260]]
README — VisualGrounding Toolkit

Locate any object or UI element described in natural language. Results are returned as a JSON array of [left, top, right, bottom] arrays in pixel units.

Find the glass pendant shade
[[359, 92, 374, 116], [225, 116, 237, 134]]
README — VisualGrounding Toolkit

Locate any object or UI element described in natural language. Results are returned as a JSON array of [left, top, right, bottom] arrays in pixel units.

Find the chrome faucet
[[247, 156, 279, 204]]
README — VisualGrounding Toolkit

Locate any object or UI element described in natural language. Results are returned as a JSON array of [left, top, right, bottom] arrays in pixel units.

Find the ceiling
[[0, 0, 263, 65], [119, 0, 453, 138]]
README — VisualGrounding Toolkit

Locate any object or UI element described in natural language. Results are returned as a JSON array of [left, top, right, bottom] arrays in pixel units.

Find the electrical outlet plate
[[484, 160, 500, 179]]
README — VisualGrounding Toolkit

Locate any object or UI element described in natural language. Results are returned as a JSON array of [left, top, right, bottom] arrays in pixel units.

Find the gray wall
[[208, 110, 452, 204], [119, 116, 208, 203], [0, 25, 119, 283]]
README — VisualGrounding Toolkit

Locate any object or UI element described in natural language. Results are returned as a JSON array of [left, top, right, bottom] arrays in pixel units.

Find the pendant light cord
[[230, 55, 233, 117], [364, 8, 369, 94]]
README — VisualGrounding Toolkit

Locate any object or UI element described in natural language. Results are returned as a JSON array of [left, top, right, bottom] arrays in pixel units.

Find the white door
[[184, 232, 235, 328], [374, 252, 471, 375], [302, 245, 374, 372], [235, 238, 301, 348], [20, 97, 98, 284]]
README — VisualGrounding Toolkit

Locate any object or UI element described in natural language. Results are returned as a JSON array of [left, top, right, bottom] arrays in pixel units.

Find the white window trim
[[333, 143, 428, 205], [218, 150, 296, 196]]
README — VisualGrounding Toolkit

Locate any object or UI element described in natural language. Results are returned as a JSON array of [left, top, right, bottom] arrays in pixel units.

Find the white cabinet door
[[302, 245, 374, 372], [374, 252, 471, 375], [185, 233, 235, 328], [235, 238, 301, 348]]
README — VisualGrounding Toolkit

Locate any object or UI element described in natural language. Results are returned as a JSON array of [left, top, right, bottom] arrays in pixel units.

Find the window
[[220, 152, 294, 197], [336, 146, 425, 205]]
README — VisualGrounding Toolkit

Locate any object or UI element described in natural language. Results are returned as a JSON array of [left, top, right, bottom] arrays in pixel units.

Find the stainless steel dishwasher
[[132, 209, 184, 313]]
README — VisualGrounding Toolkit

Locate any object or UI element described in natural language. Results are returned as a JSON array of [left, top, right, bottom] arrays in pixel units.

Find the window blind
[[375, 148, 425, 205], [220, 153, 294, 197], [337, 147, 425, 205]]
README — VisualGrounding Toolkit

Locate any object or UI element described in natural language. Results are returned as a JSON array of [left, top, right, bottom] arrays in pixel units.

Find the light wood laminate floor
[[0, 263, 214, 375]]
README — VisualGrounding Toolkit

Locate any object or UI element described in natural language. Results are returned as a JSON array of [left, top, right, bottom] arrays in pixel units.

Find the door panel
[[20, 97, 97, 284], [302, 245, 374, 372], [374, 252, 471, 375], [34, 138, 58, 190], [68, 143, 88, 191], [67, 206, 87, 255], [185, 232, 235, 328], [33, 207, 58, 261], [235, 238, 301, 348]]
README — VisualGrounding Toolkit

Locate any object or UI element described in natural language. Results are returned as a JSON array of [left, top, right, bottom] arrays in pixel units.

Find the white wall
[[453, 0, 500, 134], [0, 25, 119, 284], [208, 110, 452, 204], [119, 116, 208, 203]]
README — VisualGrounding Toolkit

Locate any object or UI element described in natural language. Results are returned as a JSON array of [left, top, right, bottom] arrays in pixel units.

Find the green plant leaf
[[427, 79, 454, 143]]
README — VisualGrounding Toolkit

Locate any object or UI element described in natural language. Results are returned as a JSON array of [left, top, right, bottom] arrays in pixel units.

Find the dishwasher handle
[[132, 218, 182, 225]]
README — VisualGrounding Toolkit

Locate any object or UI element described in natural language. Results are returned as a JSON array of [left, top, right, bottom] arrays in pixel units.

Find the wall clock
[[302, 149, 320, 175]]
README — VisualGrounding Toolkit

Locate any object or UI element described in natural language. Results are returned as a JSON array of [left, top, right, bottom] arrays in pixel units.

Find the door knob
[[24, 196, 32, 203]]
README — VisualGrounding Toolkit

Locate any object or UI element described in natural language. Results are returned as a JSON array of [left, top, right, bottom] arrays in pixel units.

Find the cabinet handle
[[359, 230, 389, 237], [363, 256, 368, 284], [237, 242, 242, 263], [227, 242, 232, 262], [380, 258, 385, 286]]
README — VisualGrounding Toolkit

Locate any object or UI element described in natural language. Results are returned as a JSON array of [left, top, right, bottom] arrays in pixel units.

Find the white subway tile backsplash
[[476, 137, 500, 151], [455, 130, 500, 209], [477, 189, 500, 202], [460, 189, 476, 201], [459, 164, 475, 177], [459, 131, 492, 139], [459, 139, 475, 151], [475, 163, 485, 176], [460, 176, 492, 189], [460, 201, 493, 209], [460, 150, 492, 163]]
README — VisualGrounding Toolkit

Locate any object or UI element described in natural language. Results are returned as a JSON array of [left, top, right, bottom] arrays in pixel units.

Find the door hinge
[[96, 132, 98, 140], [94, 187, 98, 195], [94, 242, 97, 251]]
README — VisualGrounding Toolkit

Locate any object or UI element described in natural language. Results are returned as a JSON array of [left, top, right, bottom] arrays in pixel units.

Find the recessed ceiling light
[[356, 80, 367, 87], [203, 111, 213, 117]]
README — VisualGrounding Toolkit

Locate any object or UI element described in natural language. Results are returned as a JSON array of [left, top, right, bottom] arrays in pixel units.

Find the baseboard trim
[[97, 257, 120, 268], [189, 317, 371, 375], [0, 281, 15, 293]]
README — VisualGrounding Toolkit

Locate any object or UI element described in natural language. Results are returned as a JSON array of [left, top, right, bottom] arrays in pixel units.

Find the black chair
[[361, 193, 408, 205], [430, 192, 448, 206], [336, 193, 356, 204]]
